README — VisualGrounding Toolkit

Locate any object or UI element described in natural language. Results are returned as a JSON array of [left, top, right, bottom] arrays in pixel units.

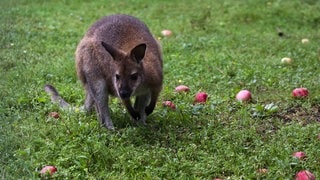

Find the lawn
[[1, 0, 320, 179]]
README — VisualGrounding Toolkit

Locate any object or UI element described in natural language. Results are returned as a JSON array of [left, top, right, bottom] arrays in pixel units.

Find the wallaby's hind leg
[[83, 85, 94, 112], [134, 92, 151, 124], [86, 79, 114, 130]]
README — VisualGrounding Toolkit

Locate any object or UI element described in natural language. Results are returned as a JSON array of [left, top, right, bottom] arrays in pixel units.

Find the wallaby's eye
[[115, 74, 120, 81], [130, 73, 138, 81]]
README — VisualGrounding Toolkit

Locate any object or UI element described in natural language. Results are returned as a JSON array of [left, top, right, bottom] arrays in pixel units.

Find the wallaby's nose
[[119, 89, 131, 99]]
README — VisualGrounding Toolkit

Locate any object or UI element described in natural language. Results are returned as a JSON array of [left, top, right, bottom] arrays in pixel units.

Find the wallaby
[[45, 14, 163, 130]]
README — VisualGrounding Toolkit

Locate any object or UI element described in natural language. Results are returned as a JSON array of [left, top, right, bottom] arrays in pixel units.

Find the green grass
[[1, 0, 320, 179]]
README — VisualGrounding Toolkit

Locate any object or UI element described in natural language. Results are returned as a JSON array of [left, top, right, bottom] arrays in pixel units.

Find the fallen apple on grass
[[295, 170, 315, 180], [194, 92, 208, 103], [175, 85, 190, 92], [162, 100, 176, 110], [292, 151, 306, 160], [292, 88, 309, 98], [161, 29, 172, 37], [40, 165, 57, 176], [301, 38, 309, 44], [281, 57, 293, 64], [236, 90, 252, 102], [49, 112, 59, 119]]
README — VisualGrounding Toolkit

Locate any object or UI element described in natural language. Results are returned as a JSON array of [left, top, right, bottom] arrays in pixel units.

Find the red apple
[[295, 170, 315, 180], [292, 88, 309, 98], [175, 85, 190, 92], [162, 100, 176, 110], [195, 92, 208, 103], [292, 151, 306, 160], [161, 29, 172, 37], [236, 90, 252, 102], [40, 165, 57, 175], [49, 112, 59, 119]]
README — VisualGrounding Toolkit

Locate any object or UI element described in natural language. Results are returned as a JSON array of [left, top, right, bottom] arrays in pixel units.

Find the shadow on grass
[[108, 109, 198, 148]]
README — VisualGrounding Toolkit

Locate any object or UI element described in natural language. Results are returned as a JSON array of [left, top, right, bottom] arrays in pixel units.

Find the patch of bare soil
[[277, 104, 320, 125]]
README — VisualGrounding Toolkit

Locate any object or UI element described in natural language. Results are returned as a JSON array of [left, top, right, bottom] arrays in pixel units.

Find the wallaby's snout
[[119, 91, 131, 99], [119, 86, 132, 99], [116, 74, 139, 99]]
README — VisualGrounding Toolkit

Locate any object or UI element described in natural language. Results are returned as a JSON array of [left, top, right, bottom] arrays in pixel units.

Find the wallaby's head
[[102, 42, 146, 99]]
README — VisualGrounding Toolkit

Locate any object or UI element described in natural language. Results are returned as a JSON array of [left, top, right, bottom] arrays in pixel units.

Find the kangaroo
[[45, 14, 163, 130]]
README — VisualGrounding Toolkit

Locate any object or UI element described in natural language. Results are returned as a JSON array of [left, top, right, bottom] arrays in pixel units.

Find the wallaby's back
[[87, 14, 159, 53]]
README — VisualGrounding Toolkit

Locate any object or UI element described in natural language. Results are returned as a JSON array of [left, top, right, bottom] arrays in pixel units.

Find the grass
[[1, 0, 320, 179]]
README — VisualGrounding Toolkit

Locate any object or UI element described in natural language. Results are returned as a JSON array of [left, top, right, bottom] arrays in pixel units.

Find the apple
[[301, 38, 309, 44], [295, 170, 315, 180], [292, 88, 309, 98], [236, 90, 252, 102], [161, 29, 172, 37], [162, 100, 176, 110], [281, 57, 293, 64], [40, 165, 57, 175], [175, 85, 190, 92], [49, 112, 59, 119], [195, 92, 208, 103], [292, 151, 306, 160]]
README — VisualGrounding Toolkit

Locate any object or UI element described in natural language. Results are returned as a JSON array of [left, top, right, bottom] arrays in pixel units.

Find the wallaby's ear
[[131, 43, 146, 63], [101, 41, 118, 60]]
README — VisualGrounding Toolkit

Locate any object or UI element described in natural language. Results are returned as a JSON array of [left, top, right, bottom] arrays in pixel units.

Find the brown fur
[[45, 14, 163, 129]]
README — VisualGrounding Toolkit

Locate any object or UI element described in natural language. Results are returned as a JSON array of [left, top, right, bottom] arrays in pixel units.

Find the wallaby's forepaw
[[129, 110, 141, 121], [135, 112, 147, 125], [135, 120, 147, 127]]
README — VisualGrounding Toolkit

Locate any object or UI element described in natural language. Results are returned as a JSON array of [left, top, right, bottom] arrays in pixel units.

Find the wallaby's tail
[[44, 84, 70, 109]]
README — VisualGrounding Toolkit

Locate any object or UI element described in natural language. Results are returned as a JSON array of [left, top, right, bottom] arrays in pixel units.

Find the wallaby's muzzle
[[119, 89, 131, 99]]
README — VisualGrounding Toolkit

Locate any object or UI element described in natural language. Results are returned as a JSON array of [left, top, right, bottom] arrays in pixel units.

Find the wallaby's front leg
[[134, 93, 151, 124], [122, 99, 141, 121], [87, 79, 114, 130], [145, 88, 161, 116]]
